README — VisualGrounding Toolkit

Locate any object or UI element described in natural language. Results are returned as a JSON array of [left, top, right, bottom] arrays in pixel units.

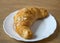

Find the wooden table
[[0, 0, 60, 43]]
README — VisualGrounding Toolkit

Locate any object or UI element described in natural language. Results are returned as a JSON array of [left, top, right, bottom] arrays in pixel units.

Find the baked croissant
[[14, 7, 48, 39]]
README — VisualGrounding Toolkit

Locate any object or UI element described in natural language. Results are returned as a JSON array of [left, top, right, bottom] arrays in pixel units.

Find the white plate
[[3, 10, 57, 42]]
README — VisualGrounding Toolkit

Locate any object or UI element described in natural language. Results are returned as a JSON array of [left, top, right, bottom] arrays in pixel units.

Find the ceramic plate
[[3, 10, 57, 42]]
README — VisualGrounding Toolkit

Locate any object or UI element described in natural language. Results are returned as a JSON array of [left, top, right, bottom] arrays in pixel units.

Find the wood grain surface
[[0, 0, 60, 43]]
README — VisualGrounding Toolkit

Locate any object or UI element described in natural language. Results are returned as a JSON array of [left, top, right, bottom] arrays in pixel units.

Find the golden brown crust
[[14, 7, 48, 39]]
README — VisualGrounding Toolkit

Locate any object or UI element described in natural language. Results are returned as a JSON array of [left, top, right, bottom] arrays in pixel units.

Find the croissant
[[14, 7, 48, 39]]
